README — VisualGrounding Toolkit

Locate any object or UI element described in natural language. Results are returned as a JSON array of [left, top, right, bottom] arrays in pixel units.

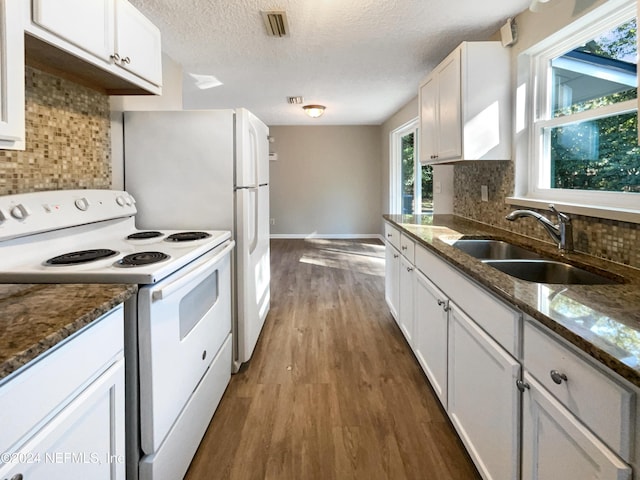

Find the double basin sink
[[450, 239, 621, 285]]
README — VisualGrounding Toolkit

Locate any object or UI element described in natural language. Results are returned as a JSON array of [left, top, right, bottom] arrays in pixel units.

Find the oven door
[[137, 240, 234, 454]]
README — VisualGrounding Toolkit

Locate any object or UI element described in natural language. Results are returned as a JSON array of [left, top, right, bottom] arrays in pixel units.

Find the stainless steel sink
[[451, 239, 542, 260], [483, 259, 621, 285]]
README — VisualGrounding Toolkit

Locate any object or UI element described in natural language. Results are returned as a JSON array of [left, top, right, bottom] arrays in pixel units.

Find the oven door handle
[[151, 240, 235, 302]]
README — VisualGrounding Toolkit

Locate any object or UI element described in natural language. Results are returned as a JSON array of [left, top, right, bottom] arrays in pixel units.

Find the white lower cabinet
[[448, 303, 521, 480], [385, 223, 640, 479], [414, 270, 449, 408], [0, 306, 125, 480], [521, 372, 631, 480], [398, 255, 415, 346], [384, 243, 400, 321]]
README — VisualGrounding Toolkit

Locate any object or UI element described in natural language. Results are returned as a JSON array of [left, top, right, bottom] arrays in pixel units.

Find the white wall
[[268, 126, 382, 237], [110, 53, 183, 189]]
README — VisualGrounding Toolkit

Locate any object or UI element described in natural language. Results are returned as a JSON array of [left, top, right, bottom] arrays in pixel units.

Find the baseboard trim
[[270, 233, 384, 241]]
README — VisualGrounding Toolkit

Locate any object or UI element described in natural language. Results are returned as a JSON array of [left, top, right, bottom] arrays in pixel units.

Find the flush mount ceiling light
[[302, 105, 326, 118]]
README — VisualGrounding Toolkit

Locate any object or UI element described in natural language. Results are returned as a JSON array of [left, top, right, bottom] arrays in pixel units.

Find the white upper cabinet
[[26, 0, 162, 95], [31, 0, 114, 61], [114, 0, 162, 86], [419, 41, 511, 164], [0, 0, 25, 150]]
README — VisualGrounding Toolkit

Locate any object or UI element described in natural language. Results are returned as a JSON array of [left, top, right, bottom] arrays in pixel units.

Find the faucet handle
[[549, 204, 570, 223]]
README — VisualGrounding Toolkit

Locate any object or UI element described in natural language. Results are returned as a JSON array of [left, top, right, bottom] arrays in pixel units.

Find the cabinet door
[[522, 373, 631, 480], [414, 270, 448, 408], [448, 303, 520, 480], [31, 0, 114, 61], [0, 0, 25, 149], [436, 48, 461, 161], [385, 244, 400, 322], [114, 0, 162, 86], [399, 256, 415, 346], [419, 74, 438, 164], [0, 360, 126, 480]]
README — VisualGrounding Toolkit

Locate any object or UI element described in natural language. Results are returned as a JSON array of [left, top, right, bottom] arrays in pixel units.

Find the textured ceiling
[[129, 0, 531, 125]]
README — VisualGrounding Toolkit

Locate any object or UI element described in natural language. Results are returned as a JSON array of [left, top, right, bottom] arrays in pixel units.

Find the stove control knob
[[0, 209, 7, 223], [116, 196, 126, 206], [124, 196, 133, 206], [10, 204, 31, 220], [74, 198, 89, 211]]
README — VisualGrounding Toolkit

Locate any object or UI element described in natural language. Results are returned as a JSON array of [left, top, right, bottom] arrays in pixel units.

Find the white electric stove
[[0, 189, 234, 480]]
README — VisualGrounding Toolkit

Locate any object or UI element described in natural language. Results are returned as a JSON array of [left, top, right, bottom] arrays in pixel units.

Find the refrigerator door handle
[[249, 188, 259, 255], [249, 123, 259, 187]]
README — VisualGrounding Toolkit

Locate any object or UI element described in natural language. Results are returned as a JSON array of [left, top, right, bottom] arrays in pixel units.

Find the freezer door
[[124, 110, 235, 230], [235, 185, 270, 364], [236, 109, 269, 188]]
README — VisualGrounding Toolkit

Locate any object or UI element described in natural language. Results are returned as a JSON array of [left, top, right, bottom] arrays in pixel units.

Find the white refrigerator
[[123, 108, 270, 371]]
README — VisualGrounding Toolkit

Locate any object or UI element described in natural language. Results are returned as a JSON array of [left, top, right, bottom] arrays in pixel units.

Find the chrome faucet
[[505, 205, 573, 252]]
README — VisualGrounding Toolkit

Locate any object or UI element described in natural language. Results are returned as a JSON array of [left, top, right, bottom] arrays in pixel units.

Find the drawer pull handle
[[550, 370, 567, 384]]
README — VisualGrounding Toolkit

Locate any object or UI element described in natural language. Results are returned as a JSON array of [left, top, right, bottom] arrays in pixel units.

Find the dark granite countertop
[[384, 214, 640, 388], [0, 283, 137, 382]]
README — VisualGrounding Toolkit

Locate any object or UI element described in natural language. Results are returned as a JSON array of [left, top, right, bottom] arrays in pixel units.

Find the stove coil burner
[[116, 251, 170, 267], [127, 231, 164, 240], [45, 249, 119, 266], [165, 231, 211, 242]]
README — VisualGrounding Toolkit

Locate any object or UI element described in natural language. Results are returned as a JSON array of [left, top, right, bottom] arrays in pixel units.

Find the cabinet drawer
[[524, 320, 634, 460], [415, 244, 520, 356], [385, 223, 401, 250], [400, 234, 415, 263], [0, 306, 124, 455]]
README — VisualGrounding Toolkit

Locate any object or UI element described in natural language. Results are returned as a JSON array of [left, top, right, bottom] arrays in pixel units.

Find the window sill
[[505, 196, 640, 224]]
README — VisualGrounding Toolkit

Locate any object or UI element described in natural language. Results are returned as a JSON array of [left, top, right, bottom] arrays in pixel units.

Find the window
[[390, 119, 433, 214], [521, 0, 640, 216]]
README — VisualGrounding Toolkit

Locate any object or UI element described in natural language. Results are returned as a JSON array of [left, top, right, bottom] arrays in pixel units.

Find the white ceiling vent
[[287, 96, 303, 104], [261, 10, 289, 37]]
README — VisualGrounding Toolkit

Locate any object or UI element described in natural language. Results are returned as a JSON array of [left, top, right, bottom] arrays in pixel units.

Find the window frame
[[390, 118, 421, 214], [511, 0, 640, 219]]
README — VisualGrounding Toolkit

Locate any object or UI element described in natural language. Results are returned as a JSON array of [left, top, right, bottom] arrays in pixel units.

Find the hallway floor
[[185, 238, 480, 480]]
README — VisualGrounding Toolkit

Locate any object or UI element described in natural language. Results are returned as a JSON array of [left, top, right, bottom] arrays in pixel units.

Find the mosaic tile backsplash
[[0, 66, 111, 195], [453, 161, 640, 269]]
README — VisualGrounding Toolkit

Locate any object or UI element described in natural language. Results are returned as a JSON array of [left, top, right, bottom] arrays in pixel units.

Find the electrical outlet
[[270, 218, 275, 226], [481, 185, 488, 202]]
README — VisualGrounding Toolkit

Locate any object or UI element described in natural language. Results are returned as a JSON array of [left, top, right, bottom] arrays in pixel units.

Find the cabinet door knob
[[387, 233, 392, 237], [516, 380, 530, 392], [393, 253, 399, 258], [437, 299, 449, 312], [110, 53, 121, 62], [122, 56, 131, 64], [550, 370, 567, 384], [406, 267, 413, 272], [401, 245, 407, 250]]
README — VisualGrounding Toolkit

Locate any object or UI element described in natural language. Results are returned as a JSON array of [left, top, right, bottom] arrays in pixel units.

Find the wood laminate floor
[[185, 238, 481, 480]]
